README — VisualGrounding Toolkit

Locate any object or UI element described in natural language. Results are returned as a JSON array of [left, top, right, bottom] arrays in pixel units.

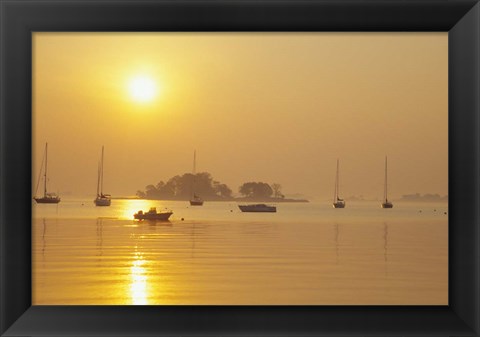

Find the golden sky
[[33, 32, 447, 200]]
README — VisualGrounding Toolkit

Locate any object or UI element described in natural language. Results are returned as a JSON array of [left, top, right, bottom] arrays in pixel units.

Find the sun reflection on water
[[121, 200, 151, 220], [130, 251, 148, 305], [120, 200, 173, 220]]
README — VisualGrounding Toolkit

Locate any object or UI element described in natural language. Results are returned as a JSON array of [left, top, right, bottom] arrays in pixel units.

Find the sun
[[128, 76, 158, 103]]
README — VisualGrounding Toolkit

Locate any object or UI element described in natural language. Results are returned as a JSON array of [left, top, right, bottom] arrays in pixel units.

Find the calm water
[[32, 199, 448, 305]]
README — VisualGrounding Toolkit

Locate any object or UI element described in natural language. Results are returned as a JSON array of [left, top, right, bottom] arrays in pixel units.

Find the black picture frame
[[1, 0, 479, 336]]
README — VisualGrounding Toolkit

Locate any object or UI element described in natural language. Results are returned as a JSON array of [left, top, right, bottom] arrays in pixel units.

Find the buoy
[[181, 218, 184, 221]]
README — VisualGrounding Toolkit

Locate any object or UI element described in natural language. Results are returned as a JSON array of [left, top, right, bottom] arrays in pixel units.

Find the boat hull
[[94, 197, 111, 206], [333, 202, 345, 208], [238, 204, 276, 213], [134, 212, 173, 221], [382, 202, 393, 208], [34, 197, 60, 204], [190, 200, 204, 206]]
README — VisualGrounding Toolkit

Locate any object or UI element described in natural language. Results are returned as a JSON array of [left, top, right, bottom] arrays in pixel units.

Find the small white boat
[[190, 193, 204, 206], [238, 204, 276, 213], [34, 192, 61, 204], [134, 207, 173, 221]]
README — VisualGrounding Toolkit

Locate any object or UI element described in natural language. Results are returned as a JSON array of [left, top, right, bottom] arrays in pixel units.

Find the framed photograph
[[1, 0, 479, 336]]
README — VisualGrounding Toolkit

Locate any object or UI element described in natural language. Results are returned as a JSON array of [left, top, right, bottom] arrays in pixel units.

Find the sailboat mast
[[384, 156, 388, 202], [192, 150, 196, 198], [337, 159, 340, 201], [333, 159, 338, 203], [44, 143, 48, 197], [100, 146, 104, 195], [96, 161, 101, 197]]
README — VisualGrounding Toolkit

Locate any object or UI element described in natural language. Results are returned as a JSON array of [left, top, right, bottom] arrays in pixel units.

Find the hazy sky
[[33, 32, 447, 200]]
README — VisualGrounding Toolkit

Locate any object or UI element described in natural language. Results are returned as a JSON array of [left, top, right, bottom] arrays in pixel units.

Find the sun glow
[[128, 76, 158, 102]]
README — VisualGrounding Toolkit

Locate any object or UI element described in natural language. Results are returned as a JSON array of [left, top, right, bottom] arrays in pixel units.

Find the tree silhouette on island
[[136, 172, 307, 202]]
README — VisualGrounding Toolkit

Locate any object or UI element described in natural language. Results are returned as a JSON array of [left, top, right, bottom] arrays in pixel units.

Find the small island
[[134, 172, 308, 202], [399, 193, 448, 202]]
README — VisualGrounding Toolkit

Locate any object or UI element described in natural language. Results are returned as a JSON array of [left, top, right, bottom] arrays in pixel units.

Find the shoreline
[[111, 197, 309, 203]]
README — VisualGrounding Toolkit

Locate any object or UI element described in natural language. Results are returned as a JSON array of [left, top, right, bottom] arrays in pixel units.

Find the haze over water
[[32, 33, 448, 305], [33, 199, 447, 305], [33, 32, 447, 200]]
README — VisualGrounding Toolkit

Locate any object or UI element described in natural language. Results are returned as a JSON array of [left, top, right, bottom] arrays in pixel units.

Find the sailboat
[[381, 156, 393, 208], [94, 146, 111, 206], [333, 159, 345, 208], [33, 142, 61, 204], [189, 150, 204, 206]]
